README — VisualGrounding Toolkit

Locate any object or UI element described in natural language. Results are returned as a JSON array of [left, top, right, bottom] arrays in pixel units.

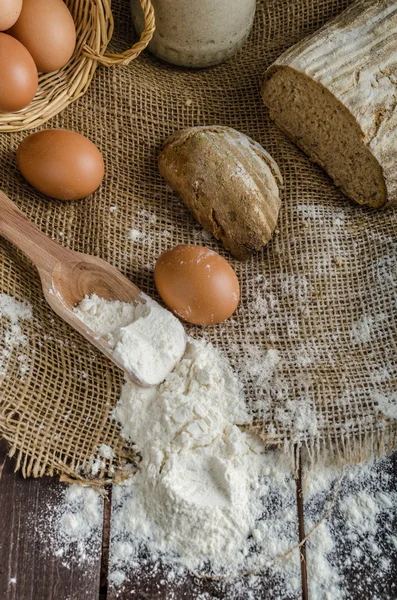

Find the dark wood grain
[[99, 487, 112, 599], [295, 451, 308, 600], [107, 559, 301, 600], [0, 439, 103, 600]]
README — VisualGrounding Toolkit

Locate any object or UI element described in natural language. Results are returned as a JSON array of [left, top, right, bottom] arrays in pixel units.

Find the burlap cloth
[[0, 0, 396, 481]]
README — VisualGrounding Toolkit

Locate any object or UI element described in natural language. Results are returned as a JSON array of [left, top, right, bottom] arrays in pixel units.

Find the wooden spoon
[[0, 191, 157, 386]]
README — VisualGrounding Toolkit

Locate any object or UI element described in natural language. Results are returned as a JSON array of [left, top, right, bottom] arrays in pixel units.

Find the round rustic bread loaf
[[158, 125, 283, 261], [262, 0, 397, 209]]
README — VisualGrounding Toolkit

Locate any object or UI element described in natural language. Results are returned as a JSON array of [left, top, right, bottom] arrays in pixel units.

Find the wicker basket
[[0, 0, 155, 133]]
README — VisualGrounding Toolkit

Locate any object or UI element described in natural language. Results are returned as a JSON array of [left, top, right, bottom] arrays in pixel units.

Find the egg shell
[[0, 33, 38, 112], [9, 0, 76, 73], [154, 245, 240, 326], [17, 129, 105, 201], [0, 0, 22, 31]]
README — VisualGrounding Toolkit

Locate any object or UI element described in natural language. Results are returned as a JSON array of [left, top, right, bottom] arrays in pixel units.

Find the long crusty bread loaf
[[261, 0, 397, 209]]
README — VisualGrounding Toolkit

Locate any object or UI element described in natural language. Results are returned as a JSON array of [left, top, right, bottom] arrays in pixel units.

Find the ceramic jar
[[130, 0, 256, 68]]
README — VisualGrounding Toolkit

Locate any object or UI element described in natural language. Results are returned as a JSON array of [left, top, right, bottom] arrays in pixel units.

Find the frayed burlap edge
[[249, 420, 397, 473]]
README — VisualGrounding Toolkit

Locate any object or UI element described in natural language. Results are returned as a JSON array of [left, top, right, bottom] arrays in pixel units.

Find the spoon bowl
[[0, 192, 183, 385], [51, 258, 142, 309]]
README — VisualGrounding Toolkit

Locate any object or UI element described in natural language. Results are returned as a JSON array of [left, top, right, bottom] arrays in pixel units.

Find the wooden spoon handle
[[0, 192, 71, 272]]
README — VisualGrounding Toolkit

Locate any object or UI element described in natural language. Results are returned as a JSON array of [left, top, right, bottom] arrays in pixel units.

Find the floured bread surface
[[159, 125, 282, 260], [262, 0, 397, 209], [262, 67, 386, 208]]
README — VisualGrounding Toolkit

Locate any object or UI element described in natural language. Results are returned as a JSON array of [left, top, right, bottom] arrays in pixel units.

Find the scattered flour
[[376, 253, 397, 287], [128, 229, 145, 242], [37, 338, 300, 598], [274, 398, 319, 441], [293, 341, 319, 367], [32, 338, 396, 597], [0, 293, 33, 377], [200, 228, 213, 241], [250, 292, 278, 316], [138, 208, 157, 224], [87, 443, 117, 476], [40, 442, 397, 598], [98, 443, 114, 460], [373, 391, 397, 420], [280, 275, 309, 304], [305, 454, 397, 600], [306, 522, 340, 599], [297, 204, 345, 229], [90, 456, 107, 477], [37, 485, 103, 567], [234, 345, 281, 395], [350, 315, 375, 344], [74, 294, 186, 385], [339, 491, 380, 535]]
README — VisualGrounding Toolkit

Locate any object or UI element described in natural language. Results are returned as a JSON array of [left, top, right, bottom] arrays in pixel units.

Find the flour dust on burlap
[[0, 294, 32, 379]]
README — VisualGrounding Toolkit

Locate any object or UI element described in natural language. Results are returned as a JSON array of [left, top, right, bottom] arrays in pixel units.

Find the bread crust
[[159, 126, 282, 260]]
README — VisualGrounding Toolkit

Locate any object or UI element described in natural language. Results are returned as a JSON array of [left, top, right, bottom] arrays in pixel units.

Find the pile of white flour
[[35, 338, 300, 598], [74, 294, 186, 385], [109, 339, 297, 582]]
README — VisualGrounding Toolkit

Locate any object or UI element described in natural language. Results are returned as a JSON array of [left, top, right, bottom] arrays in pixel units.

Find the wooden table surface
[[0, 438, 396, 600]]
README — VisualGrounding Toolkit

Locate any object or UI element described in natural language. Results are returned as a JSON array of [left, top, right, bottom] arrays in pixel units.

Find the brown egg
[[9, 0, 76, 73], [0, 33, 38, 112], [154, 245, 240, 326], [0, 0, 22, 31], [17, 129, 105, 201]]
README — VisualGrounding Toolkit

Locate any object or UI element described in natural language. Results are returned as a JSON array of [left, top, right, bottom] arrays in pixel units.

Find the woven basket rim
[[0, 0, 155, 133]]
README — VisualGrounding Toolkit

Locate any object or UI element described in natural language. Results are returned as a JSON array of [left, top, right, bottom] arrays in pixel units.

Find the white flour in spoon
[[74, 293, 186, 385]]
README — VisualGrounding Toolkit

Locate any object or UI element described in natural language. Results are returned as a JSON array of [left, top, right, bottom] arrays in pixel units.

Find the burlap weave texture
[[0, 0, 396, 480]]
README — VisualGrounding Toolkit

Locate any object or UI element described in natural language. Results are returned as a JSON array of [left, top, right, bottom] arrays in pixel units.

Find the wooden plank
[[303, 451, 397, 599], [295, 453, 308, 600], [99, 488, 112, 600], [0, 439, 103, 600]]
